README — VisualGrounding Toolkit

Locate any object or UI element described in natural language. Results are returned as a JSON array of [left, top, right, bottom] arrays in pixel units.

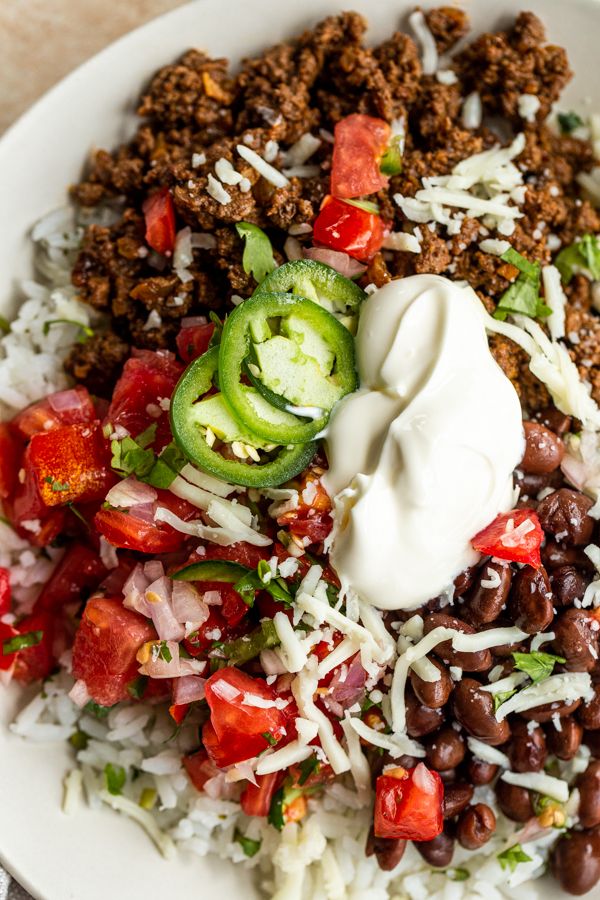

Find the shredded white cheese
[[467, 737, 511, 769], [462, 92, 482, 130], [517, 93, 541, 123], [347, 716, 424, 758], [409, 10, 438, 75], [543, 265, 567, 341], [382, 232, 422, 253], [236, 144, 290, 189], [256, 741, 313, 776], [495, 672, 594, 720], [292, 660, 350, 774], [501, 770, 569, 803], [206, 173, 232, 205]]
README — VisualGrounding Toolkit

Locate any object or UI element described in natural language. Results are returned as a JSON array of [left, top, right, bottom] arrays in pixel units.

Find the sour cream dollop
[[323, 275, 524, 611]]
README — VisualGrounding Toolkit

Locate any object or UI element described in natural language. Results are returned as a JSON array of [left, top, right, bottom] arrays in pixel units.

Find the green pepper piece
[[218, 620, 280, 666], [255, 259, 366, 316], [219, 292, 357, 444], [170, 347, 317, 488], [173, 560, 293, 608]]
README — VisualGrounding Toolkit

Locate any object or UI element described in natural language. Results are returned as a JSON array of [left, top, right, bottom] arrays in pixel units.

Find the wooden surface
[[0, 0, 188, 133]]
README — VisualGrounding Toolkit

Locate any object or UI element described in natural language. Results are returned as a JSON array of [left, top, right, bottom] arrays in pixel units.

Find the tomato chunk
[[12, 387, 96, 440], [0, 423, 21, 499], [13, 611, 56, 683], [203, 667, 287, 767], [26, 422, 113, 507], [241, 772, 282, 817], [176, 322, 215, 364], [0, 622, 20, 671], [471, 508, 543, 568], [331, 114, 391, 199], [106, 349, 183, 442], [313, 196, 386, 262], [183, 749, 219, 792], [72, 596, 156, 706], [0, 568, 11, 617], [35, 544, 107, 612], [374, 764, 444, 841], [95, 490, 194, 554], [143, 188, 176, 255], [4, 463, 66, 547]]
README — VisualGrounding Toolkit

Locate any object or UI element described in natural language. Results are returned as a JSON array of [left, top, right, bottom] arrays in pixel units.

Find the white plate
[[1, 0, 600, 896]]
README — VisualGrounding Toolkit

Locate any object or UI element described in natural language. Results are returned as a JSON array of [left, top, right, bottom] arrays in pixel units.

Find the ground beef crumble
[[68, 7, 600, 413]]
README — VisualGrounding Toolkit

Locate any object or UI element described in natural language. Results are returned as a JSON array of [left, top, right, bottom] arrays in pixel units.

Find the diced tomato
[[374, 764, 444, 841], [106, 349, 183, 443], [331, 114, 391, 199], [95, 489, 195, 554], [183, 749, 219, 792], [72, 596, 156, 706], [35, 544, 107, 612], [220, 586, 250, 627], [176, 322, 215, 364], [0, 568, 11, 617], [169, 703, 190, 725], [143, 188, 176, 255], [13, 611, 56, 683], [25, 422, 114, 508], [200, 541, 270, 570], [312, 196, 387, 262], [11, 387, 96, 440], [203, 667, 287, 767], [471, 508, 543, 568], [4, 464, 65, 547], [256, 591, 293, 622], [0, 423, 21, 499], [0, 622, 19, 671], [241, 772, 282, 817]]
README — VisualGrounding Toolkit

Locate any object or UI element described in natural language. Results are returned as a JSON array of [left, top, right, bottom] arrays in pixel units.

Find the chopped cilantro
[[493, 689, 517, 713], [233, 565, 292, 608], [297, 755, 319, 786], [111, 428, 185, 489], [236, 222, 277, 284], [69, 730, 89, 751], [156, 641, 173, 663], [2, 630, 43, 655], [139, 788, 157, 810], [268, 787, 285, 831], [136, 424, 158, 449], [497, 843, 533, 872], [494, 248, 551, 321], [127, 675, 148, 700], [447, 867, 470, 882], [512, 650, 566, 684], [84, 700, 112, 718], [104, 762, 127, 796], [262, 731, 278, 746], [0, 315, 10, 335], [555, 233, 600, 284], [257, 559, 272, 583], [44, 476, 70, 493], [43, 319, 94, 343], [235, 830, 262, 857], [557, 111, 584, 134], [67, 503, 90, 529]]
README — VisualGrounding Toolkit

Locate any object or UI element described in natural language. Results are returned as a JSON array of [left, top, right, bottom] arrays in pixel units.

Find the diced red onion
[[123, 564, 152, 614], [561, 454, 586, 491], [105, 477, 158, 510], [203, 774, 227, 800], [69, 678, 91, 708], [328, 655, 367, 709], [99, 537, 119, 570], [139, 641, 181, 678], [181, 316, 209, 328], [304, 247, 367, 278], [48, 388, 89, 413], [173, 675, 206, 705], [145, 577, 185, 641], [143, 560, 165, 582], [202, 590, 222, 606], [172, 582, 209, 626]]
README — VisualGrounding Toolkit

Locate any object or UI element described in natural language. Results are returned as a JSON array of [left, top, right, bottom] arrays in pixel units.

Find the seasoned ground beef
[[68, 7, 600, 411]]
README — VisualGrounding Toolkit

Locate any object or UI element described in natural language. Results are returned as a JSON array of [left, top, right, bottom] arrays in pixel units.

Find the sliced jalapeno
[[219, 292, 357, 444], [255, 259, 366, 316], [170, 347, 316, 487]]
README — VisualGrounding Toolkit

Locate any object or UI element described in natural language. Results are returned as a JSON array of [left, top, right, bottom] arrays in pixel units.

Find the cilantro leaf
[[2, 630, 43, 655], [494, 248, 551, 321], [297, 755, 319, 786], [380, 135, 403, 176], [136, 423, 158, 449], [555, 234, 600, 284], [127, 675, 148, 700], [235, 830, 262, 857], [557, 111, 584, 134], [156, 641, 172, 663], [84, 700, 112, 718], [447, 868, 470, 882], [233, 565, 292, 608], [512, 650, 566, 684], [261, 731, 278, 746], [69, 730, 89, 751], [111, 434, 185, 490], [268, 787, 285, 830], [236, 222, 277, 284], [497, 843, 533, 873], [104, 762, 127, 796], [493, 689, 517, 713]]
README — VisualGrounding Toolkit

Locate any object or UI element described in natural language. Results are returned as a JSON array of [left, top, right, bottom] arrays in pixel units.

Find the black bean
[[546, 716, 583, 760], [454, 567, 477, 597], [578, 685, 600, 731], [553, 609, 599, 672], [534, 406, 572, 437], [405, 687, 445, 738], [507, 718, 547, 772], [543, 540, 595, 572], [521, 698, 581, 723], [521, 421, 565, 474], [414, 830, 455, 868], [443, 783, 474, 819], [424, 726, 465, 771], [410, 658, 453, 709], [365, 826, 406, 872], [507, 565, 554, 635], [551, 829, 600, 896], [576, 761, 600, 829], [467, 757, 498, 785], [495, 780, 534, 822], [423, 613, 492, 672], [456, 803, 496, 850], [463, 561, 512, 625], [537, 488, 595, 546], [516, 468, 564, 500], [452, 678, 511, 746], [551, 566, 590, 608]]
